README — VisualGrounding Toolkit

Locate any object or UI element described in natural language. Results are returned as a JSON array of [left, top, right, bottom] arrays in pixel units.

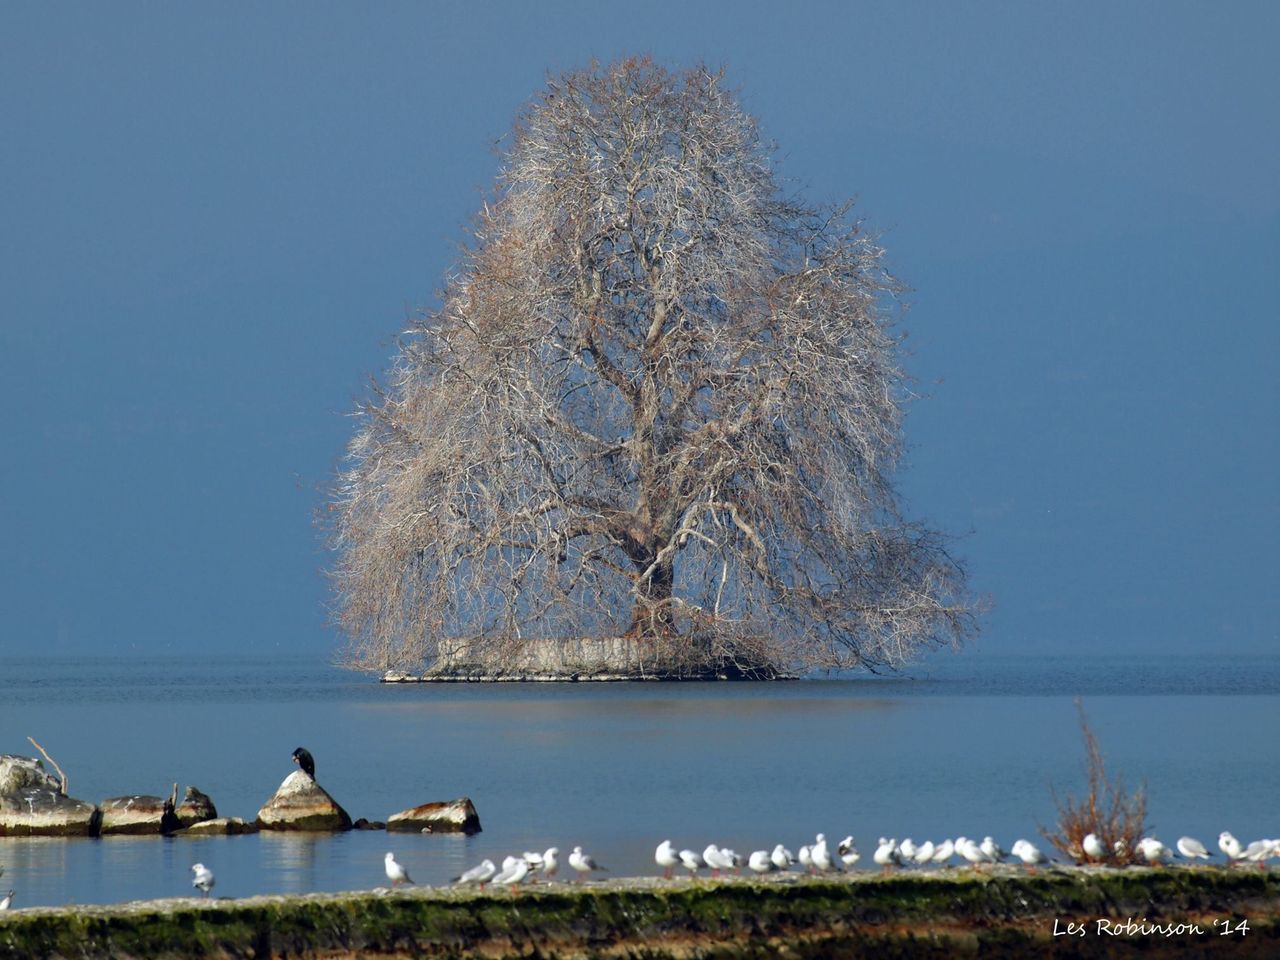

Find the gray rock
[[99, 795, 181, 835], [387, 797, 482, 834], [181, 816, 258, 836], [176, 786, 217, 828], [0, 787, 101, 837], [0, 755, 62, 795], [256, 771, 352, 831]]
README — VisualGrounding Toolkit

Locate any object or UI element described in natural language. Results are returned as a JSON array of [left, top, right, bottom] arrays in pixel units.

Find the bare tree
[[329, 57, 978, 676]]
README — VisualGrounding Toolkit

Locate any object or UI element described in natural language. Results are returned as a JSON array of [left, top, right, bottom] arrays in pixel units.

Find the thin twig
[[27, 736, 68, 795]]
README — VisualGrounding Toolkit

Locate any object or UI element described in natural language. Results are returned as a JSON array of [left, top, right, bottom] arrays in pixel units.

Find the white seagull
[[191, 863, 215, 898], [703, 844, 732, 878], [522, 851, 545, 870], [839, 836, 862, 868], [454, 859, 497, 888], [1219, 831, 1245, 862], [1012, 840, 1051, 870], [958, 838, 991, 867], [1176, 837, 1210, 861], [679, 848, 705, 877], [811, 834, 841, 873], [1137, 837, 1173, 865], [771, 844, 795, 870], [492, 857, 530, 891], [898, 839, 917, 861], [656, 840, 680, 879], [748, 850, 777, 874], [384, 852, 413, 887], [0, 890, 14, 911], [797, 845, 813, 873], [912, 841, 934, 866], [873, 838, 900, 872], [980, 837, 1007, 863], [542, 847, 561, 878], [1082, 833, 1106, 861], [932, 839, 955, 864], [569, 845, 606, 881]]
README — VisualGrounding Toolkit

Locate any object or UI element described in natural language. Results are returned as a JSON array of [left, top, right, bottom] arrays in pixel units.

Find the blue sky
[[1, 2, 1276, 659]]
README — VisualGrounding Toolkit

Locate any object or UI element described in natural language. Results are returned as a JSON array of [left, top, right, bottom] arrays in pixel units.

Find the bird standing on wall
[[568, 846, 606, 881], [0, 889, 13, 910], [292, 747, 316, 778], [384, 852, 413, 887], [191, 864, 215, 898]]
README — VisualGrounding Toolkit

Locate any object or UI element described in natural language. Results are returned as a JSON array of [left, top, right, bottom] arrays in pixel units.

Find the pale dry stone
[[176, 786, 217, 827], [99, 795, 181, 835], [0, 755, 62, 795], [256, 770, 352, 831], [182, 816, 258, 836], [387, 797, 482, 834], [0, 788, 101, 837]]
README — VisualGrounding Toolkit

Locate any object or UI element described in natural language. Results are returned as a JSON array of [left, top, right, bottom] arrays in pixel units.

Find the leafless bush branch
[[1042, 700, 1148, 865]]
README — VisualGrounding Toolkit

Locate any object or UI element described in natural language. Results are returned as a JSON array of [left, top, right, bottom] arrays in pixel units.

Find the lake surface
[[0, 651, 1276, 908]]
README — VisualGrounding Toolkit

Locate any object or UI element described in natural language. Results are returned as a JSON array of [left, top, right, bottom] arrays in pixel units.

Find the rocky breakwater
[[0, 755, 100, 837], [256, 770, 352, 831]]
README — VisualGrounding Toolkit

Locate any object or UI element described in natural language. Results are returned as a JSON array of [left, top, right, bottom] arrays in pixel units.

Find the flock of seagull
[[363, 830, 1280, 898]]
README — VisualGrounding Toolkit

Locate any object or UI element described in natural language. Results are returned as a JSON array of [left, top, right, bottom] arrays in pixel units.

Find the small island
[[326, 59, 979, 683]]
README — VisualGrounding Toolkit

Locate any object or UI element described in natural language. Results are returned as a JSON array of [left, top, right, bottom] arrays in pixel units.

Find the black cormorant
[[291, 747, 315, 778]]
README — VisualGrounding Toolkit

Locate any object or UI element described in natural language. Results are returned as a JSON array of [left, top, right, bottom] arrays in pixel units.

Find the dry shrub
[[1042, 699, 1147, 866]]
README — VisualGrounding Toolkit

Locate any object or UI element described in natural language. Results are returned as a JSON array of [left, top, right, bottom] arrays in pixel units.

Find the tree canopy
[[328, 57, 978, 675]]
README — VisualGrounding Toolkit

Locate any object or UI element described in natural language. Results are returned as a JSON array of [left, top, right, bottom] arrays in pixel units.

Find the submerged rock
[[100, 795, 182, 835], [256, 771, 352, 831], [0, 787, 101, 837], [182, 816, 258, 836], [387, 797, 482, 834], [176, 786, 217, 827]]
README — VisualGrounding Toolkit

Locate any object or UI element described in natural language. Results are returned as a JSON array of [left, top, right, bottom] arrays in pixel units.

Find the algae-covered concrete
[[0, 868, 1277, 959]]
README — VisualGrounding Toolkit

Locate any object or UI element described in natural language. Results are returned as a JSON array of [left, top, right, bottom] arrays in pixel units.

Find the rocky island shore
[[1, 868, 1276, 959]]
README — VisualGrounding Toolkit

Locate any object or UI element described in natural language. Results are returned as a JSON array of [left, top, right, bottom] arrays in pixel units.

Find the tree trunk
[[627, 556, 675, 642]]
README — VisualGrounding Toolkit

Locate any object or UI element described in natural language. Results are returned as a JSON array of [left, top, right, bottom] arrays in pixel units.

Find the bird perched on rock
[[191, 864, 215, 898], [568, 846, 606, 881], [291, 747, 316, 778], [384, 852, 413, 887], [0, 890, 13, 910], [748, 850, 777, 874], [839, 836, 862, 868]]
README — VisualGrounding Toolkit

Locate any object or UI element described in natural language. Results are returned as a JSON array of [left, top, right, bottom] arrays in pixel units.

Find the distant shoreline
[[2, 868, 1276, 959]]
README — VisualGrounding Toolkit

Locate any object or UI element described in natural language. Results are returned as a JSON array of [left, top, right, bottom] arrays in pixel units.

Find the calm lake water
[[0, 651, 1276, 908]]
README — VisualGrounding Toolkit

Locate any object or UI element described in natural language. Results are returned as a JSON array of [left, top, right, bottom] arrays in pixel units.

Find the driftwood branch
[[27, 736, 68, 795]]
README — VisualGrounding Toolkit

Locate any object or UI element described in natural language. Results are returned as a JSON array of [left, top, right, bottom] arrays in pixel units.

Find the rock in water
[[176, 786, 218, 828], [256, 770, 352, 831], [100, 795, 182, 835], [0, 755, 62, 795], [182, 816, 258, 836], [0, 787, 101, 837], [386, 797, 482, 835], [0, 755, 101, 837]]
